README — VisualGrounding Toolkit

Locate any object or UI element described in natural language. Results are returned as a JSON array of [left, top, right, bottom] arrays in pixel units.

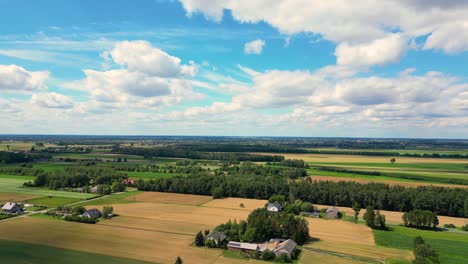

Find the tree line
[[136, 164, 468, 217]]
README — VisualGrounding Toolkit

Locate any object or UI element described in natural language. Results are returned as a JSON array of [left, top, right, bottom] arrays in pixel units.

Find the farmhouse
[[326, 207, 340, 219], [122, 179, 135, 185], [205, 231, 227, 246], [82, 208, 102, 219], [90, 186, 99, 193], [1, 202, 22, 214], [272, 239, 297, 258], [227, 241, 259, 253], [267, 202, 283, 212]]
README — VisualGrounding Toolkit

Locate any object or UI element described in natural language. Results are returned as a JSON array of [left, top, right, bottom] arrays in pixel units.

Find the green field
[[0, 240, 152, 264], [33, 162, 70, 172], [25, 196, 82, 207], [0, 178, 96, 199], [126, 171, 178, 179], [0, 174, 36, 181], [314, 162, 468, 172], [52, 153, 145, 160], [374, 225, 468, 264]]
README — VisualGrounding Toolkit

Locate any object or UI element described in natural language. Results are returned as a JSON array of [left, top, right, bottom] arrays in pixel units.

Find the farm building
[[82, 208, 102, 219], [267, 202, 283, 212], [326, 207, 340, 219], [122, 179, 135, 185], [272, 239, 297, 258], [90, 186, 99, 193], [205, 231, 227, 246], [1, 202, 22, 214], [227, 241, 259, 253]]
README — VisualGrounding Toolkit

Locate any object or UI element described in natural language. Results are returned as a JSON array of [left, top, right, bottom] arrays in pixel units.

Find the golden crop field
[[299, 250, 364, 264], [125, 191, 213, 206], [314, 205, 468, 227], [0, 192, 41, 203], [306, 218, 374, 245], [202, 197, 267, 211], [99, 202, 251, 227], [254, 152, 468, 164], [0, 217, 222, 264]]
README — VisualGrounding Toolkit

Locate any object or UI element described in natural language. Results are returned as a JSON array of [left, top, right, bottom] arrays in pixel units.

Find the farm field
[[310, 148, 468, 155], [0, 178, 96, 199], [0, 240, 152, 264], [126, 191, 213, 205], [313, 205, 468, 227], [0, 192, 41, 203], [374, 225, 468, 264], [53, 153, 145, 160], [202, 197, 267, 211], [78, 191, 143, 206], [25, 196, 82, 207]]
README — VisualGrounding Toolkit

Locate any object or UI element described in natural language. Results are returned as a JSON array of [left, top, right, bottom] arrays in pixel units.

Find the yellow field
[[314, 204, 468, 226], [0, 192, 41, 203], [202, 197, 267, 211], [125, 191, 213, 205], [299, 250, 364, 264], [254, 152, 468, 164], [307, 218, 374, 245], [97, 202, 251, 227]]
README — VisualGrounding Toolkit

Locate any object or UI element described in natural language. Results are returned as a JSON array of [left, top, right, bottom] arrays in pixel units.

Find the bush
[[64, 215, 97, 224], [443, 223, 456, 228], [461, 224, 468, 231], [194, 231, 204, 246], [212, 187, 224, 199], [275, 253, 291, 263], [204, 239, 216, 248], [103, 206, 113, 219], [261, 249, 275, 261]]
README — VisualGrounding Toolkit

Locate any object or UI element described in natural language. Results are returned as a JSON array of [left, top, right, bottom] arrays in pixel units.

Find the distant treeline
[[31, 167, 127, 189], [0, 151, 51, 163], [113, 146, 284, 162], [136, 164, 468, 218]]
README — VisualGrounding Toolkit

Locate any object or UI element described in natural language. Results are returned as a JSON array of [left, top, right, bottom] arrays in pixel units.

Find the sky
[[0, 0, 467, 138]]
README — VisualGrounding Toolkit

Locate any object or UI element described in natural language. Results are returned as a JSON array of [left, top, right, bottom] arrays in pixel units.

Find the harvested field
[[311, 175, 468, 188], [299, 249, 363, 264], [306, 217, 374, 245], [314, 205, 468, 227], [202, 197, 267, 211], [0, 192, 41, 203], [98, 202, 251, 228], [125, 192, 212, 206], [304, 241, 413, 263], [0, 217, 222, 264], [255, 152, 468, 164]]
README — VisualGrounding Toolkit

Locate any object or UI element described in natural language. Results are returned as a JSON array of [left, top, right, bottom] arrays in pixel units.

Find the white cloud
[[424, 22, 468, 54], [244, 39, 265, 55], [31, 92, 74, 109], [108, 40, 196, 77], [0, 65, 49, 92], [179, 0, 468, 56], [335, 34, 408, 66]]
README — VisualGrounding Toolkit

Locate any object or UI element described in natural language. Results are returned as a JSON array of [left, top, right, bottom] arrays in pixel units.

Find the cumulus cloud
[[424, 22, 468, 54], [31, 92, 74, 109], [335, 34, 408, 66], [179, 0, 468, 57], [107, 40, 196, 77], [244, 39, 265, 55], [0, 65, 49, 92]]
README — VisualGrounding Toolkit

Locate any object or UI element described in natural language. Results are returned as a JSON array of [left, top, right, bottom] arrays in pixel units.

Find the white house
[[2, 202, 22, 214], [267, 202, 283, 212]]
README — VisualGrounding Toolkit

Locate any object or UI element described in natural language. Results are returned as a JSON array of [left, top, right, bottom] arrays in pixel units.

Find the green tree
[[414, 244, 439, 264], [413, 236, 425, 250], [212, 187, 224, 199], [103, 206, 113, 219], [374, 210, 386, 229], [261, 249, 275, 260], [98, 184, 112, 195], [194, 231, 204, 246], [111, 181, 126, 193], [363, 206, 376, 228], [276, 253, 292, 263], [352, 201, 361, 223], [175, 256, 183, 264], [72, 206, 85, 215]]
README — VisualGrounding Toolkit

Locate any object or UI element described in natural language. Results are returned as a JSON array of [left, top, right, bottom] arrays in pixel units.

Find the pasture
[[0, 177, 96, 199], [25, 196, 81, 208], [126, 191, 213, 205], [374, 225, 468, 264], [0, 192, 41, 203]]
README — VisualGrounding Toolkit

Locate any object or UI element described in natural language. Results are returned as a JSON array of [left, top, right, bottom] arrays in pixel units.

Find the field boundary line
[[98, 222, 194, 237]]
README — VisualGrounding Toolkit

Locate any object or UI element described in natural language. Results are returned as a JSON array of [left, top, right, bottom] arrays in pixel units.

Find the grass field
[[374, 225, 468, 264], [0, 178, 96, 199], [0, 240, 153, 264], [0, 174, 36, 181], [52, 153, 145, 160], [25, 196, 82, 207], [33, 162, 69, 171], [126, 191, 213, 205]]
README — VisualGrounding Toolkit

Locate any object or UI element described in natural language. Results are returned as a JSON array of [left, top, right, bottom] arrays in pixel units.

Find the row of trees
[[403, 210, 439, 229], [136, 165, 468, 217]]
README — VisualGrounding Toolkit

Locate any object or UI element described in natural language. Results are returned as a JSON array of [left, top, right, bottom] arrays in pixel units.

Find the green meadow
[[374, 225, 468, 264], [0, 178, 96, 199], [0, 240, 152, 264]]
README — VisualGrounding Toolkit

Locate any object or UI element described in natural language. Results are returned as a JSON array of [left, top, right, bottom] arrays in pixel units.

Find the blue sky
[[0, 0, 468, 137]]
